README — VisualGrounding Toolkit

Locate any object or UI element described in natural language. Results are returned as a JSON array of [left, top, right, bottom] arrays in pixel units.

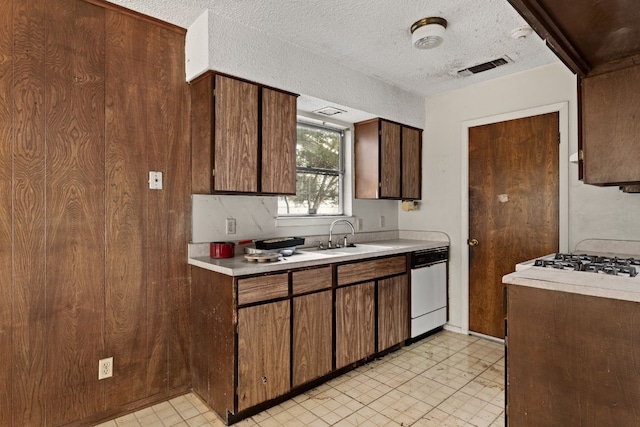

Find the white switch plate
[[356, 218, 363, 231], [380, 215, 385, 228], [149, 171, 163, 190]]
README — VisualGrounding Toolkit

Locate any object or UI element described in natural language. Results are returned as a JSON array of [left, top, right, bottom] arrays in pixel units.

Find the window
[[278, 122, 344, 216]]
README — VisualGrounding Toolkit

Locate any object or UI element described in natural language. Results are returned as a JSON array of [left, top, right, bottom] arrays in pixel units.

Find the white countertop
[[189, 239, 448, 277], [503, 266, 640, 302]]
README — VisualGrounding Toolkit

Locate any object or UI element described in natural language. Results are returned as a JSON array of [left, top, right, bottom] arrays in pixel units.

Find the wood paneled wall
[[0, 0, 191, 425]]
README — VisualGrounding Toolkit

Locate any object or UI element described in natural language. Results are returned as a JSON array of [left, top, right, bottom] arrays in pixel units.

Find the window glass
[[278, 123, 343, 216]]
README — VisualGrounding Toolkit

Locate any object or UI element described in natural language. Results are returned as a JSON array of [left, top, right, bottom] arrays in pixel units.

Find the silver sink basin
[[298, 244, 391, 257]]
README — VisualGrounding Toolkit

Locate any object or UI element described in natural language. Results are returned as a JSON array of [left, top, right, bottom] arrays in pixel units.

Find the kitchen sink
[[281, 250, 336, 261], [298, 244, 391, 257]]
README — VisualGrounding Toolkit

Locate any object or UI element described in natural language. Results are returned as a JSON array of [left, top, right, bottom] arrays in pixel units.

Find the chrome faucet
[[328, 219, 355, 248]]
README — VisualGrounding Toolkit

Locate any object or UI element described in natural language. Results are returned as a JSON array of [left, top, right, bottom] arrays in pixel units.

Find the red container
[[210, 241, 235, 259]]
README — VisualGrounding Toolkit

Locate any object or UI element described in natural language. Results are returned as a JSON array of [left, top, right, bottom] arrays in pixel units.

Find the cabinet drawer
[[337, 255, 406, 286], [237, 273, 289, 305], [292, 266, 332, 295]]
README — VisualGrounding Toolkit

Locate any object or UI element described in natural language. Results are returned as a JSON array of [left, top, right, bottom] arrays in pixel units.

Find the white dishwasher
[[410, 247, 448, 338]]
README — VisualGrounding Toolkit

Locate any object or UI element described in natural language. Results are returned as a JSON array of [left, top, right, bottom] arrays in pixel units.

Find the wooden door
[[380, 120, 401, 198], [237, 300, 290, 411], [261, 88, 297, 194], [401, 127, 422, 200], [335, 282, 375, 369], [293, 290, 332, 387], [468, 112, 559, 339], [378, 275, 409, 351], [214, 74, 259, 193]]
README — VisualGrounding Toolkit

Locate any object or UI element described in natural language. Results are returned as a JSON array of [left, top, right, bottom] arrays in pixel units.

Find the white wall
[[399, 61, 640, 333]]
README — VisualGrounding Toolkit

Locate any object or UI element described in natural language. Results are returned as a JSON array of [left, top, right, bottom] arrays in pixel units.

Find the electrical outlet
[[356, 218, 363, 231], [380, 215, 386, 228], [98, 357, 113, 380], [225, 218, 236, 235]]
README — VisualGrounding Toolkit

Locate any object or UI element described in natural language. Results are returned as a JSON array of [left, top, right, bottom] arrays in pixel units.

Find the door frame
[[459, 102, 569, 335]]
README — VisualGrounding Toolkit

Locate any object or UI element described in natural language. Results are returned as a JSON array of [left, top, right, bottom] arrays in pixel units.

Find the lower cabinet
[[378, 275, 409, 351], [237, 300, 290, 412], [335, 281, 376, 369], [191, 253, 412, 425], [293, 290, 332, 387]]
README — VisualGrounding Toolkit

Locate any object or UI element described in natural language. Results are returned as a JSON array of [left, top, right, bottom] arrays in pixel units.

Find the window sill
[[275, 215, 355, 228]]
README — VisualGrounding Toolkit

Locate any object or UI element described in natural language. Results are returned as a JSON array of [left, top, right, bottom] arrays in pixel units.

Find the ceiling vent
[[457, 56, 512, 77], [313, 107, 347, 116]]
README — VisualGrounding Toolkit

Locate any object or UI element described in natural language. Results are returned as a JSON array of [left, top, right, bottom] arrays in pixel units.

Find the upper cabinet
[[581, 64, 640, 186], [354, 118, 422, 200], [507, 0, 640, 189], [190, 71, 298, 195]]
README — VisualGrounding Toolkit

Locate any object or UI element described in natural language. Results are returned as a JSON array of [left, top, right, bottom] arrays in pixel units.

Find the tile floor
[[97, 330, 505, 427]]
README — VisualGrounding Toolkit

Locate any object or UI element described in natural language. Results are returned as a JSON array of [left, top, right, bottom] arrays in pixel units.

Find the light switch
[[149, 171, 163, 190]]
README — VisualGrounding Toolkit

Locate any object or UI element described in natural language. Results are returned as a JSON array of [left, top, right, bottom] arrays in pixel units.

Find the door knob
[[468, 238, 479, 247]]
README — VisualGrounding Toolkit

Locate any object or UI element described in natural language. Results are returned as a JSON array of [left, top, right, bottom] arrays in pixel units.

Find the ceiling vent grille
[[313, 107, 347, 116], [457, 56, 512, 76]]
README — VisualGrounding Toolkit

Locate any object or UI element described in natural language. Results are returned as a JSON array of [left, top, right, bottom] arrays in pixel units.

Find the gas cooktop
[[533, 253, 640, 278]]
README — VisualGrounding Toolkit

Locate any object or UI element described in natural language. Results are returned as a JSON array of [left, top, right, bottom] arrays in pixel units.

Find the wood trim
[[336, 256, 407, 287]]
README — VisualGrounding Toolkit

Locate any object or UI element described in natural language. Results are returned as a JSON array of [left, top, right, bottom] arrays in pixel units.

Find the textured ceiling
[[107, 0, 560, 118]]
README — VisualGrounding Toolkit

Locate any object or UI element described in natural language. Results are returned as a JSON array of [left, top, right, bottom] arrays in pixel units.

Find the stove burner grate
[[535, 253, 638, 277]]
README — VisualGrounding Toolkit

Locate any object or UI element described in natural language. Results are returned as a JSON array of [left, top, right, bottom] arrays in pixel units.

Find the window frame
[[277, 121, 345, 217]]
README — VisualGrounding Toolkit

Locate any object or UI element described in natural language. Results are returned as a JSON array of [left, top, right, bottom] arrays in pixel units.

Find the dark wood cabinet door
[[401, 127, 422, 200], [214, 74, 259, 192], [293, 290, 332, 387], [354, 119, 382, 199], [378, 275, 409, 351], [335, 282, 375, 369], [380, 120, 401, 198], [237, 300, 290, 411], [262, 88, 297, 194], [582, 64, 640, 185], [507, 285, 640, 427]]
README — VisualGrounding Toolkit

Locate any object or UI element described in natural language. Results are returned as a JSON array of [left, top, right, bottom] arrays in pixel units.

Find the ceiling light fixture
[[411, 17, 447, 49]]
